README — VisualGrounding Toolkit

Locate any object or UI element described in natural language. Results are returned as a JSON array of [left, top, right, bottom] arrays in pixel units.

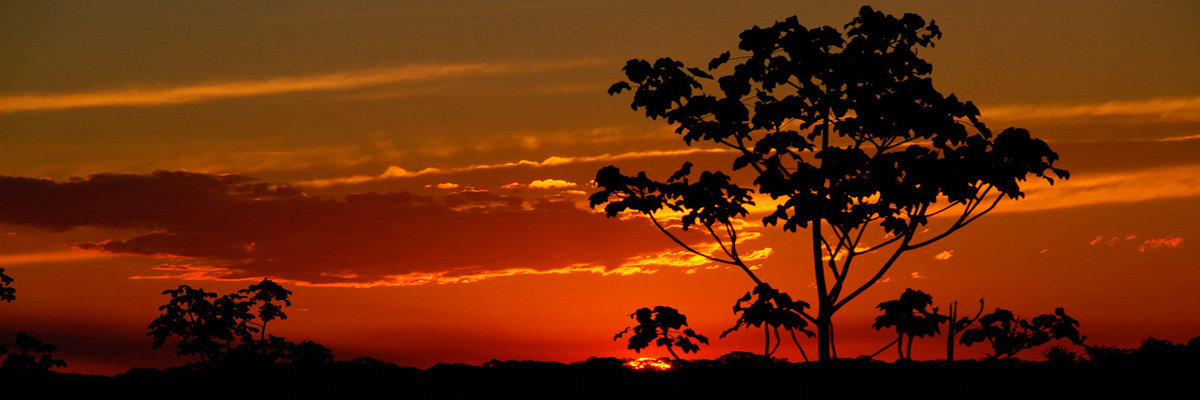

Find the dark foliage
[[3, 347, 1197, 400], [593, 5, 1067, 360], [615, 306, 709, 359], [0, 268, 13, 303], [960, 307, 1084, 359], [721, 283, 813, 359], [147, 279, 328, 365], [1, 332, 66, 371], [871, 288, 948, 360]]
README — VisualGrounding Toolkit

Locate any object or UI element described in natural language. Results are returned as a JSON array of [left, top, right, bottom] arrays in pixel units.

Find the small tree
[[1, 332, 66, 371], [721, 283, 814, 360], [239, 279, 292, 341], [614, 306, 709, 360], [147, 285, 226, 362], [148, 279, 299, 363], [0, 268, 13, 357], [0, 268, 14, 303], [960, 307, 1084, 360], [593, 6, 1066, 360], [870, 288, 946, 360]]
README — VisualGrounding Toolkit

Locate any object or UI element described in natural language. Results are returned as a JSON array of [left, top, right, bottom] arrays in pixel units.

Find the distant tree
[[720, 283, 814, 360], [148, 279, 330, 366], [148, 285, 226, 362], [594, 6, 1066, 360], [870, 288, 947, 360], [614, 306, 708, 360], [0, 268, 13, 356], [0, 270, 66, 370], [960, 307, 1084, 360], [0, 268, 14, 303], [239, 279, 292, 341], [1, 332, 66, 371], [287, 339, 334, 366]]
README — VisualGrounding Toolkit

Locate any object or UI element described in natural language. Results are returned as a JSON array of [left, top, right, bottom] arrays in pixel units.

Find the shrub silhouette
[[870, 288, 947, 360], [720, 283, 814, 359], [593, 5, 1067, 360], [614, 306, 708, 360], [960, 307, 1084, 359]]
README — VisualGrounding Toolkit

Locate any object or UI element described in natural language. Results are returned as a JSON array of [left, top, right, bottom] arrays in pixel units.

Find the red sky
[[1, 1, 1198, 375]]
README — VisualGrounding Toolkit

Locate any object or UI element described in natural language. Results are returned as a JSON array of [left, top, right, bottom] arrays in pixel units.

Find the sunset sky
[[1, 1, 1198, 375]]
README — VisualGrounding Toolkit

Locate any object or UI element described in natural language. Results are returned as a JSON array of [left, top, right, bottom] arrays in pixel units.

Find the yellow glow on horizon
[[625, 357, 673, 371]]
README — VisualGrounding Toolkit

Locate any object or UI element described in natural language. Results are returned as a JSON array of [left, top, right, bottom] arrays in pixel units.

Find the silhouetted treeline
[[3, 338, 1197, 399]]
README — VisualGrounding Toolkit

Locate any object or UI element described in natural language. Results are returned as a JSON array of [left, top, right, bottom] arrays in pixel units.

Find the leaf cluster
[[0, 268, 14, 303], [597, 5, 1067, 240], [722, 283, 813, 339], [872, 288, 947, 339], [960, 307, 1085, 359], [614, 306, 709, 358]]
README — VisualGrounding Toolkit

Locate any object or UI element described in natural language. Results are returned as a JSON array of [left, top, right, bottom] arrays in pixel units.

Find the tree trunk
[[815, 315, 832, 360], [764, 326, 770, 357], [946, 301, 958, 362], [666, 344, 680, 360]]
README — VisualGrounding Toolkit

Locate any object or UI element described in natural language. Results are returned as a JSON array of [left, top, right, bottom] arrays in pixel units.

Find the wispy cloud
[[983, 95, 1200, 124], [997, 163, 1200, 213], [0, 250, 121, 265], [0, 58, 607, 114], [298, 148, 735, 187]]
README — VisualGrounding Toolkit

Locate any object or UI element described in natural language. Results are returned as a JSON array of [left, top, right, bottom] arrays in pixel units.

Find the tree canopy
[[593, 6, 1066, 360]]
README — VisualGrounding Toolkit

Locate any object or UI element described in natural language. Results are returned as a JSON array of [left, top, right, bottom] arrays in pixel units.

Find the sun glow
[[624, 358, 673, 371]]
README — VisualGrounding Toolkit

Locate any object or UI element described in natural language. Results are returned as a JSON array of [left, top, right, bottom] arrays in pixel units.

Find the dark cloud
[[0, 171, 674, 285]]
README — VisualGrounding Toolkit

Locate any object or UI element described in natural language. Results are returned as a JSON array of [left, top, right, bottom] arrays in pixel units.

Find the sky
[[0, 1, 1198, 375]]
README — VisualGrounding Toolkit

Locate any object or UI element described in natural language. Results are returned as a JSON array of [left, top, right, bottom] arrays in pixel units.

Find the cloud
[[934, 250, 953, 261], [997, 163, 1200, 213], [983, 95, 1200, 124], [1137, 237, 1185, 252], [0, 171, 702, 286], [527, 179, 577, 189], [298, 148, 735, 187], [425, 182, 460, 189], [0, 58, 607, 114], [0, 250, 121, 265]]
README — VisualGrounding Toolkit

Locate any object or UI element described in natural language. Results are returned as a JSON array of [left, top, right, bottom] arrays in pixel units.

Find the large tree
[[592, 6, 1066, 360]]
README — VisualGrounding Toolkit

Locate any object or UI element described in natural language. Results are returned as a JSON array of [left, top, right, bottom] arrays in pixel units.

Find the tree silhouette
[[1, 332, 66, 370], [960, 307, 1084, 360], [0, 268, 9, 357], [0, 270, 66, 371], [148, 279, 329, 366], [239, 279, 292, 341], [0, 268, 14, 303], [614, 306, 708, 360], [147, 285, 226, 362], [720, 283, 814, 360], [870, 288, 947, 360], [593, 6, 1066, 360]]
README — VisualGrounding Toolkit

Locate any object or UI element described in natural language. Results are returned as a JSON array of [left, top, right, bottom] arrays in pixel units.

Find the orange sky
[[0, 1, 1198, 375]]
